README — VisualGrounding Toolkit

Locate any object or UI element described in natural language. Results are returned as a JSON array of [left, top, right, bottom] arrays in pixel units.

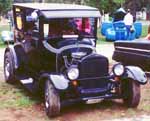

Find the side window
[[15, 8, 23, 31], [16, 14, 22, 30]]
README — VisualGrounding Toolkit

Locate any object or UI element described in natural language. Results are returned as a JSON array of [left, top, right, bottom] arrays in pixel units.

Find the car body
[[4, 3, 147, 117], [101, 8, 142, 41], [113, 39, 150, 71], [1, 30, 14, 43], [145, 24, 150, 40]]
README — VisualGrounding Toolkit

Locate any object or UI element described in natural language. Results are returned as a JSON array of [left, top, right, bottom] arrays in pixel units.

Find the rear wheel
[[45, 80, 60, 117], [4, 51, 16, 84], [121, 78, 141, 108]]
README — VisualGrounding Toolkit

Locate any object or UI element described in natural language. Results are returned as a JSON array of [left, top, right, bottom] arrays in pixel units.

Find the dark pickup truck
[[113, 39, 150, 71]]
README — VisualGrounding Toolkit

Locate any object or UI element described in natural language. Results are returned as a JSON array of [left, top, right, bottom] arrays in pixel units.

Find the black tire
[[45, 80, 60, 117], [4, 51, 16, 84], [121, 78, 141, 108]]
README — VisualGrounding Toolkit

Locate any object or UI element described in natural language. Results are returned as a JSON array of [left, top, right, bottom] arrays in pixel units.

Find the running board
[[20, 78, 33, 84], [20, 78, 34, 92]]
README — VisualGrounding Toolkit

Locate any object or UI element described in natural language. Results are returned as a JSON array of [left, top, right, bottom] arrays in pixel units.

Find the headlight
[[67, 66, 79, 80], [113, 63, 125, 76]]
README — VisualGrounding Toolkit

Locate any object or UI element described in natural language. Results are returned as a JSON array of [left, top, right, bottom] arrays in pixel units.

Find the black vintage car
[[113, 40, 150, 71], [4, 3, 147, 117]]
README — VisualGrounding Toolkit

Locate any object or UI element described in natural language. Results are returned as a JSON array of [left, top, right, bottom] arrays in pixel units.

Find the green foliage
[[83, 0, 125, 13], [146, 3, 150, 12], [113, 0, 125, 4], [141, 25, 148, 37], [0, 0, 12, 15]]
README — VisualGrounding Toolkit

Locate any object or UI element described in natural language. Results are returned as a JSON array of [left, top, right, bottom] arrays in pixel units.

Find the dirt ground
[[0, 45, 150, 121]]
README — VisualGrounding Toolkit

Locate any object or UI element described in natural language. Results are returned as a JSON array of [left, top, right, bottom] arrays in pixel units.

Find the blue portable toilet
[[113, 21, 127, 40], [101, 21, 113, 36], [101, 7, 142, 41], [134, 22, 142, 38], [127, 31, 136, 40], [105, 28, 116, 41]]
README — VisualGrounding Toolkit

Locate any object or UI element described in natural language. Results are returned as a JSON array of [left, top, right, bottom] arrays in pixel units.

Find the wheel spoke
[[45, 87, 49, 108], [5, 59, 10, 78], [45, 100, 49, 108]]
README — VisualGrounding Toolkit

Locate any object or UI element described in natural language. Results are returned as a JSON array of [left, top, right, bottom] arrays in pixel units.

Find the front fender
[[50, 74, 69, 90], [125, 66, 147, 84]]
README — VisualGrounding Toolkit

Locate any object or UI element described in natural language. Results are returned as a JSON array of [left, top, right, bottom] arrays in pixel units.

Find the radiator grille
[[78, 54, 109, 89]]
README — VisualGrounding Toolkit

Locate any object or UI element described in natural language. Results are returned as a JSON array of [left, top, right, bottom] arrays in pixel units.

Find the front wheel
[[121, 78, 141, 108], [4, 51, 16, 84], [45, 80, 60, 117]]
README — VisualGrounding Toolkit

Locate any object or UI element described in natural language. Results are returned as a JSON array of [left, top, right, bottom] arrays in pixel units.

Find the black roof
[[14, 3, 101, 18]]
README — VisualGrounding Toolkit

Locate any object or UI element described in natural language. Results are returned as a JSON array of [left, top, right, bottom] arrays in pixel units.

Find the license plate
[[86, 98, 103, 104]]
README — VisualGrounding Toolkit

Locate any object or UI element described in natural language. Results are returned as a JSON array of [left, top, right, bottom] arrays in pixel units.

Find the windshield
[[43, 18, 96, 38]]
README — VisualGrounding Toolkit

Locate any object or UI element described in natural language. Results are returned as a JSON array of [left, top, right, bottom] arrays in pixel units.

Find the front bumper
[[59, 75, 121, 101], [61, 92, 122, 106], [49, 73, 121, 103]]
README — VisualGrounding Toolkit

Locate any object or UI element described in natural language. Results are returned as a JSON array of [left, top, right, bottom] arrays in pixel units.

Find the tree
[[0, 0, 12, 16], [124, 0, 146, 19], [85, 0, 125, 14]]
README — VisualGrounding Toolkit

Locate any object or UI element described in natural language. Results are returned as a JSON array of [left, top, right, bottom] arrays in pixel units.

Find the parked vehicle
[[145, 25, 150, 40], [101, 8, 142, 41], [112, 21, 150, 71], [1, 31, 13, 44], [113, 39, 150, 71], [4, 3, 147, 117]]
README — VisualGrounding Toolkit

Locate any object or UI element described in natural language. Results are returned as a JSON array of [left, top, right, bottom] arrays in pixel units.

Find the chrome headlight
[[113, 63, 125, 76], [67, 66, 79, 80]]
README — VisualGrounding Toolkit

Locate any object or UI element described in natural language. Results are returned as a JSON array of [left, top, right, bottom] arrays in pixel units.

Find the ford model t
[[4, 3, 147, 117]]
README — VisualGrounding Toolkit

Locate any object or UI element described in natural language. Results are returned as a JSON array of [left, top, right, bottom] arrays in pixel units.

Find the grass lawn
[[141, 25, 148, 37], [0, 80, 42, 109]]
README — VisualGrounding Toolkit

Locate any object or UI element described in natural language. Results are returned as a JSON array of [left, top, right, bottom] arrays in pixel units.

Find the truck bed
[[113, 39, 150, 71]]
